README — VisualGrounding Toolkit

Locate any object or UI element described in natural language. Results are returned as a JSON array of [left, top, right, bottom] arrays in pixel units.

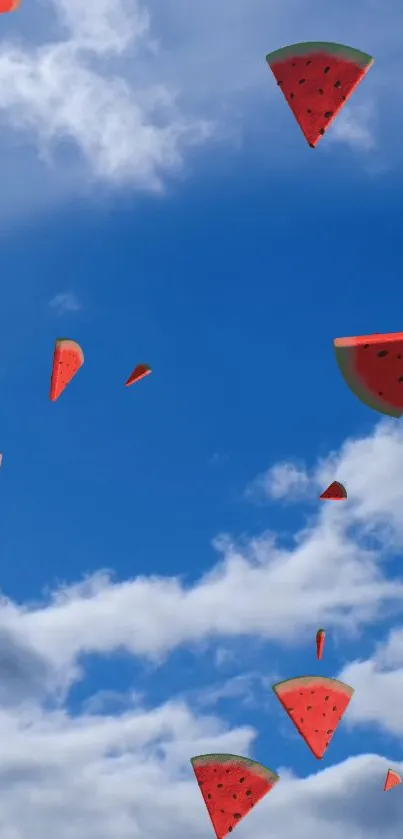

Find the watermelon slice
[[125, 363, 152, 387], [272, 676, 354, 759], [50, 339, 84, 402], [266, 42, 374, 147], [384, 769, 402, 792], [191, 753, 279, 839], [334, 332, 403, 417], [0, 0, 21, 11], [320, 481, 347, 500], [316, 629, 326, 660]]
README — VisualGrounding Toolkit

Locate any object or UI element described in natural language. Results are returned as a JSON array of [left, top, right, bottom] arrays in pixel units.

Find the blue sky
[[1, 1, 403, 838]]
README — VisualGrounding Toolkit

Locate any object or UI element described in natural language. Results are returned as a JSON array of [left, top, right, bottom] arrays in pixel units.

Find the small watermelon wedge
[[334, 332, 403, 417], [384, 769, 402, 792], [316, 629, 326, 660], [125, 363, 152, 387], [191, 753, 279, 839], [320, 481, 347, 500], [50, 339, 84, 402], [272, 676, 354, 759], [266, 42, 374, 147]]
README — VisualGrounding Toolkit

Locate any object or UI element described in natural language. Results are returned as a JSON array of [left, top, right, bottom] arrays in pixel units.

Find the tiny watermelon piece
[[50, 339, 84, 402], [334, 332, 403, 417], [384, 769, 402, 792], [320, 481, 347, 500], [316, 629, 326, 660], [266, 42, 374, 147], [125, 363, 152, 387], [272, 676, 354, 759], [191, 753, 279, 839]]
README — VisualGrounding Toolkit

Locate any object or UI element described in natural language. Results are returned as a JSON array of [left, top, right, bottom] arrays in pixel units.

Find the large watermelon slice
[[0, 0, 21, 12], [50, 339, 84, 401], [384, 769, 402, 792], [266, 42, 374, 147], [191, 753, 279, 839], [319, 481, 347, 500], [272, 676, 354, 759], [334, 332, 403, 417]]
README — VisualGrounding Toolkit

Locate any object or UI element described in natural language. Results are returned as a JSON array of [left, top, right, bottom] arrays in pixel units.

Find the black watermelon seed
[[208, 794, 212, 800], [292, 62, 296, 67], [217, 784, 223, 788], [364, 344, 369, 348], [327, 729, 333, 734], [199, 781, 204, 786], [300, 718, 304, 723], [228, 827, 233, 833], [307, 705, 312, 710], [299, 78, 306, 84], [277, 80, 283, 86], [324, 111, 333, 118], [306, 59, 312, 65], [290, 92, 295, 99], [333, 705, 337, 711], [239, 777, 245, 783], [397, 355, 402, 359], [319, 128, 325, 135], [342, 95, 346, 100], [398, 376, 403, 382], [378, 350, 388, 357], [318, 88, 324, 94], [324, 66, 330, 73], [307, 108, 312, 114], [220, 810, 224, 814], [325, 696, 329, 701], [233, 795, 237, 800], [334, 80, 341, 88], [246, 791, 252, 797], [233, 814, 242, 820], [379, 392, 383, 396]]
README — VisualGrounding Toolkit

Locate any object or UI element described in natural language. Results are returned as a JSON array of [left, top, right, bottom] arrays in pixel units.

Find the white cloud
[[0, 420, 400, 698], [49, 291, 81, 314], [0, 690, 399, 839], [0, 0, 401, 220], [246, 461, 310, 502]]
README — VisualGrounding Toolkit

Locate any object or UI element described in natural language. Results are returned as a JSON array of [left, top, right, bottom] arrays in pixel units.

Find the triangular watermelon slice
[[266, 42, 374, 147], [334, 332, 403, 417], [50, 339, 84, 401], [384, 769, 402, 792], [272, 676, 354, 759], [191, 753, 279, 839], [320, 481, 347, 500], [125, 363, 152, 387]]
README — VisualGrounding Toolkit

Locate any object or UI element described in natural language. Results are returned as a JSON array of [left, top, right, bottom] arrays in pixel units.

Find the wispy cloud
[[245, 461, 311, 503], [49, 291, 81, 315]]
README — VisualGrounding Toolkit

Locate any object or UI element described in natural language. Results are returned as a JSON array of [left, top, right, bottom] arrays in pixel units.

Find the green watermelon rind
[[334, 342, 403, 418], [272, 675, 354, 698], [55, 338, 85, 364], [190, 753, 279, 784], [266, 42, 374, 69]]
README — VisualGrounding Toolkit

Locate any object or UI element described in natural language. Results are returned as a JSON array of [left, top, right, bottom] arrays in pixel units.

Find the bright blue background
[[0, 144, 400, 776]]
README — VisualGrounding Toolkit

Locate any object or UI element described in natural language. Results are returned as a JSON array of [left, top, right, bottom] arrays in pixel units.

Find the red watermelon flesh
[[191, 753, 279, 839], [316, 629, 326, 660], [272, 676, 354, 759], [384, 769, 402, 792], [320, 481, 347, 500], [334, 332, 403, 418], [125, 363, 152, 387], [50, 339, 84, 401], [266, 42, 374, 147]]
